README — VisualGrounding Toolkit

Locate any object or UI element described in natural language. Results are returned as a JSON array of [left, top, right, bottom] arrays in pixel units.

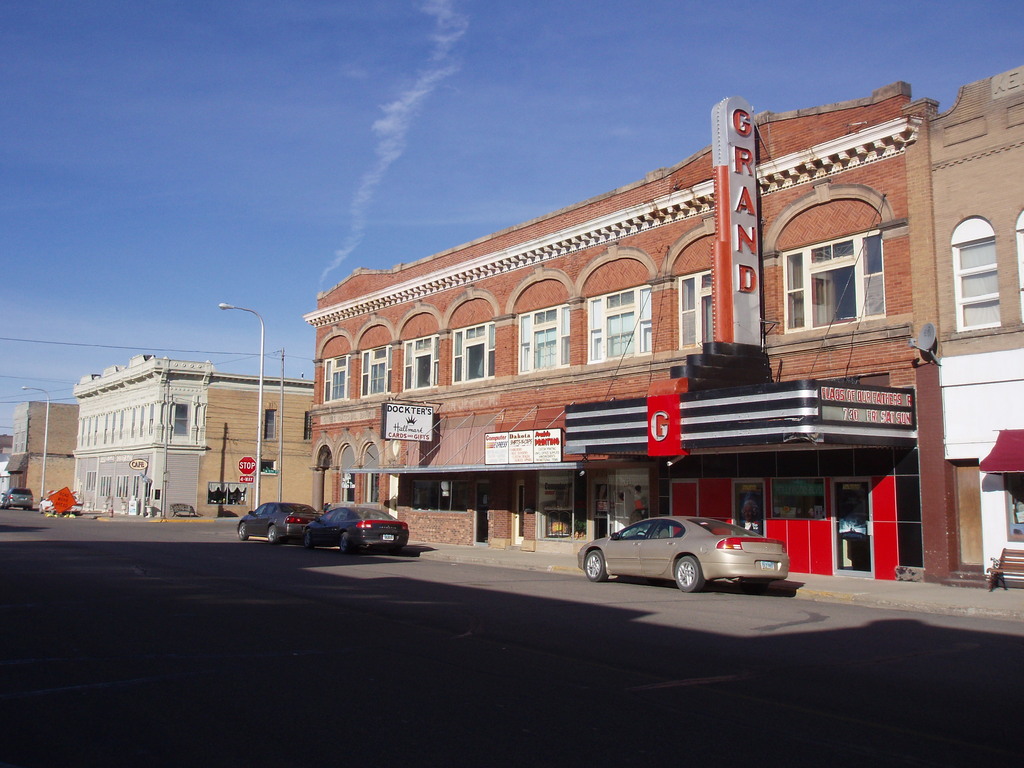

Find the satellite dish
[[909, 322, 939, 365], [917, 322, 937, 352]]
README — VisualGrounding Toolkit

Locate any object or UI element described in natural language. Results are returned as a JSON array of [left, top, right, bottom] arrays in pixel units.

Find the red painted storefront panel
[[671, 481, 698, 515], [872, 475, 898, 522], [698, 478, 733, 520], [871, 474, 899, 579], [809, 519, 833, 575], [784, 519, 811, 574]]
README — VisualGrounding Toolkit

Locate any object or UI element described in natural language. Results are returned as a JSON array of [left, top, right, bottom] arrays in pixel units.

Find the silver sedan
[[577, 516, 789, 594]]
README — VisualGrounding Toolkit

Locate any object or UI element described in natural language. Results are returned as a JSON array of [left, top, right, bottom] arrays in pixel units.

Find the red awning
[[980, 430, 1024, 472]]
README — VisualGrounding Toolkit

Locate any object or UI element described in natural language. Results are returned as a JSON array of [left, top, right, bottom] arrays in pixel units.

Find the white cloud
[[320, 1, 469, 286]]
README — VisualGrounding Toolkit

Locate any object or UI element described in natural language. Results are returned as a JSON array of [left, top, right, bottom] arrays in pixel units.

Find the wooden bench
[[988, 548, 1024, 591]]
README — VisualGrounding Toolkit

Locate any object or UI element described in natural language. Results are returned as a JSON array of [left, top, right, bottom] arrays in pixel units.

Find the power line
[[0, 335, 249, 356], [0, 335, 313, 362]]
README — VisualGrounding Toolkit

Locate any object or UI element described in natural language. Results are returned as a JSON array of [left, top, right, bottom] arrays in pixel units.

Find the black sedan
[[237, 502, 319, 545], [303, 506, 409, 554]]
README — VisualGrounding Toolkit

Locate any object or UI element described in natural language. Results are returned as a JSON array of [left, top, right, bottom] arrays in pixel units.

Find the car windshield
[[689, 518, 761, 538]]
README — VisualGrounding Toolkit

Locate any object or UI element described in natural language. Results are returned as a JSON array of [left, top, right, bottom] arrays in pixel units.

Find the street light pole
[[218, 303, 265, 508], [21, 387, 50, 511]]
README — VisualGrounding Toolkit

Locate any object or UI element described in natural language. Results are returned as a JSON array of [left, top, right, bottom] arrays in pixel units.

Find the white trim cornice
[[305, 117, 919, 328]]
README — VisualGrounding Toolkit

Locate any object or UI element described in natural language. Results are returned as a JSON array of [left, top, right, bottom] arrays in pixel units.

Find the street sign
[[238, 456, 257, 474], [49, 487, 77, 514], [239, 474, 255, 484]]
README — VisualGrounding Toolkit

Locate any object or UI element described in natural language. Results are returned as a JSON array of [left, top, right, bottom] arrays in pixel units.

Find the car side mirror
[[610, 532, 621, 541]]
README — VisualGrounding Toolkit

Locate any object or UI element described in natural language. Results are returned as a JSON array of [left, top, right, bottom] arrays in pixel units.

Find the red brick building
[[306, 82, 950, 581]]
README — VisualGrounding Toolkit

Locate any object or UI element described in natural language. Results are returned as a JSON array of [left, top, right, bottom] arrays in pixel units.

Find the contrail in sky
[[320, 0, 469, 286]]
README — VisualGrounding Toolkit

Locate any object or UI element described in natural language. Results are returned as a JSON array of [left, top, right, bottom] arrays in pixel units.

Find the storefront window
[[1007, 473, 1024, 542], [538, 471, 584, 539], [366, 473, 380, 504], [207, 482, 248, 505], [341, 472, 355, 503], [412, 479, 471, 511], [771, 478, 826, 519], [734, 481, 764, 534], [594, 470, 650, 534]]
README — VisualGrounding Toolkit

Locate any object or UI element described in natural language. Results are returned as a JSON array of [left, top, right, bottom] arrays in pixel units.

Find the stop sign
[[238, 456, 257, 474]]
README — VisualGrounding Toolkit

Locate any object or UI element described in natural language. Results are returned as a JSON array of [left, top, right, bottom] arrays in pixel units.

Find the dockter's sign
[[381, 403, 435, 442]]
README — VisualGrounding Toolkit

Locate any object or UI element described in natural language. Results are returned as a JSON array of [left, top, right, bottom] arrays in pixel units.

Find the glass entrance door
[[475, 482, 489, 544], [835, 480, 872, 575]]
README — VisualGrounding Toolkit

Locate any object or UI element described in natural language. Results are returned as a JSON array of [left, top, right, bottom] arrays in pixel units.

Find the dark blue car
[[303, 506, 409, 554]]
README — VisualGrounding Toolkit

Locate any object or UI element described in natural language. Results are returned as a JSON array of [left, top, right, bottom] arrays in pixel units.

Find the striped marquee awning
[[566, 380, 917, 456]]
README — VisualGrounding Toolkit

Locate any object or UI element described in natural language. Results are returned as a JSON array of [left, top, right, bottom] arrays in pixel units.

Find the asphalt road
[[2, 512, 1020, 768]]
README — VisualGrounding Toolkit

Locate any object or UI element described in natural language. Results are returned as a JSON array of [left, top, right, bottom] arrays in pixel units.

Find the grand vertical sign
[[711, 96, 762, 347]]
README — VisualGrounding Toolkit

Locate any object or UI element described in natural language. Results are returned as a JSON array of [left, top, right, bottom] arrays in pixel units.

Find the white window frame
[[1016, 211, 1024, 323], [588, 286, 652, 363], [361, 346, 392, 396], [453, 322, 496, 383], [404, 335, 439, 390], [679, 271, 712, 348], [952, 217, 999, 331], [324, 355, 349, 402], [783, 231, 885, 331], [172, 403, 189, 437], [519, 305, 571, 373]]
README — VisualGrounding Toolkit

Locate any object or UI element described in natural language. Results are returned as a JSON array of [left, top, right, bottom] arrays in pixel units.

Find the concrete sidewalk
[[410, 541, 1024, 623], [88, 513, 1024, 622]]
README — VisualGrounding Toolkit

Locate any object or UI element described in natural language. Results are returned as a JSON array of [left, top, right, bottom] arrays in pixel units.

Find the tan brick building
[[928, 64, 1024, 581], [306, 81, 957, 581], [7, 400, 79, 504]]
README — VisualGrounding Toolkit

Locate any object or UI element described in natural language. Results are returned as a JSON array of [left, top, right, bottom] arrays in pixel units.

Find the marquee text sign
[[818, 386, 915, 428]]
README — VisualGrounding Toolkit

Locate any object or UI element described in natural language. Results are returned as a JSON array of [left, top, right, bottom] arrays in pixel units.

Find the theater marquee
[[565, 381, 917, 455]]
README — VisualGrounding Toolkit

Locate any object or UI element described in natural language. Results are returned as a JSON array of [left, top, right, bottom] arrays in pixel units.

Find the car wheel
[[740, 580, 770, 595], [583, 550, 608, 582], [674, 555, 705, 593], [267, 525, 283, 545], [237, 523, 249, 541], [339, 531, 357, 554], [303, 530, 314, 549]]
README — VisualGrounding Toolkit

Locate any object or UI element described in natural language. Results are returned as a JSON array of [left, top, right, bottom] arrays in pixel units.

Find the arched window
[[340, 445, 355, 503], [363, 444, 380, 504], [952, 217, 999, 331]]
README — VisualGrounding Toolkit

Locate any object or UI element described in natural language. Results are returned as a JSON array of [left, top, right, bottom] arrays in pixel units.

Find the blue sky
[[2, 0, 1021, 433]]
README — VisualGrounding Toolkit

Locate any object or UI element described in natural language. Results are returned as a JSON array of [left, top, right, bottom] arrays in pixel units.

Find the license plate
[[382, 534, 395, 541], [757, 560, 776, 571]]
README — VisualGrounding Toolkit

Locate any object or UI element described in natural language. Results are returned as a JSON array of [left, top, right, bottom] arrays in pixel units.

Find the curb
[[791, 587, 1024, 622], [64, 516, 1024, 622], [418, 550, 578, 574]]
